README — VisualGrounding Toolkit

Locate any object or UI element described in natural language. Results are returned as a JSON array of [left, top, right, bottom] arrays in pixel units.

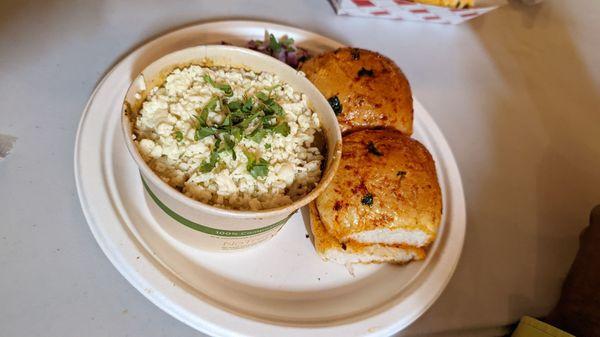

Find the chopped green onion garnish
[[267, 100, 284, 115], [219, 136, 237, 160], [249, 160, 269, 178], [243, 149, 255, 163], [195, 127, 218, 140], [272, 122, 290, 136], [191, 78, 294, 178], [203, 74, 233, 96], [199, 150, 219, 173], [197, 96, 218, 127], [255, 91, 269, 102], [238, 111, 260, 130], [231, 127, 243, 141], [243, 150, 269, 178], [221, 115, 231, 127], [227, 100, 242, 111], [249, 128, 268, 143], [269, 34, 281, 53], [242, 97, 254, 112], [261, 115, 274, 127]]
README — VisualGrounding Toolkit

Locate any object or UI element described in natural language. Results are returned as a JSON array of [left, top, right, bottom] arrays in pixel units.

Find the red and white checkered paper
[[331, 0, 502, 24]]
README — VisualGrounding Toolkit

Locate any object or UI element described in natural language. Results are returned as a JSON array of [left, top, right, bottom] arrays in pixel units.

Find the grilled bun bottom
[[309, 202, 426, 264]]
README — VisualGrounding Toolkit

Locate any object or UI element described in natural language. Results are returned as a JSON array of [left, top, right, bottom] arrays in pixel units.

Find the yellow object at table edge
[[512, 316, 575, 337]]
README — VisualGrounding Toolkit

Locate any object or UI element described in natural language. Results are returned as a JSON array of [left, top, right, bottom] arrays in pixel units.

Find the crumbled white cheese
[[133, 64, 323, 210]]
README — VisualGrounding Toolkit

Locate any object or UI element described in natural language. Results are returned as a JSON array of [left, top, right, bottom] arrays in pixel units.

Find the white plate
[[74, 20, 466, 337]]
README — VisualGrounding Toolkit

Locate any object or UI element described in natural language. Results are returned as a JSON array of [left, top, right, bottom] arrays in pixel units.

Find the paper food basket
[[330, 0, 507, 24]]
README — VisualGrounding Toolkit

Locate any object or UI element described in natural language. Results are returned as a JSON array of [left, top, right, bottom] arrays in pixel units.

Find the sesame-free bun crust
[[315, 129, 442, 247], [300, 47, 413, 135]]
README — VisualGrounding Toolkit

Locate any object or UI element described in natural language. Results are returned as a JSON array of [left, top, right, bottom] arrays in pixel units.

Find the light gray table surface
[[1, 0, 599, 336]]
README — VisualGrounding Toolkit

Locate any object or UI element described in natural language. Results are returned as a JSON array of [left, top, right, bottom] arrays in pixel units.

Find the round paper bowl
[[121, 45, 342, 251]]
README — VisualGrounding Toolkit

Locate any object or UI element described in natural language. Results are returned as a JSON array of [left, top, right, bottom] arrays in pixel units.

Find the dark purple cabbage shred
[[246, 31, 311, 69]]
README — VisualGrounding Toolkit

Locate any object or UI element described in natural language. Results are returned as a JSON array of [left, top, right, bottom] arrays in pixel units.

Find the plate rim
[[74, 19, 466, 337]]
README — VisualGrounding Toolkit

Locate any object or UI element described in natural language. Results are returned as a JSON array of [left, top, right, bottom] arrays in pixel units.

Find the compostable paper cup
[[122, 45, 342, 251]]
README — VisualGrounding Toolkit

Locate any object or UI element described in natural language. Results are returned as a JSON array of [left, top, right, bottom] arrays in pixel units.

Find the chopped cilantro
[[242, 97, 254, 112], [229, 110, 245, 124], [221, 115, 231, 128], [238, 111, 260, 130], [270, 102, 284, 115], [203, 74, 233, 96], [255, 91, 269, 101], [249, 159, 269, 178], [249, 128, 268, 143], [219, 97, 230, 115], [203, 74, 215, 85], [199, 150, 219, 173], [205, 96, 218, 111], [191, 76, 294, 177], [231, 127, 243, 141], [195, 127, 218, 140], [261, 115, 274, 127], [227, 100, 242, 111], [272, 122, 290, 136], [174, 131, 183, 142], [219, 136, 237, 160], [243, 149, 255, 163], [268, 33, 281, 53], [262, 98, 284, 116], [244, 150, 269, 179], [197, 96, 218, 127]]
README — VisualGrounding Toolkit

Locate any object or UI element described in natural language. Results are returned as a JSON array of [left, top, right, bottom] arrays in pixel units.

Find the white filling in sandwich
[[347, 228, 431, 247], [309, 203, 426, 265]]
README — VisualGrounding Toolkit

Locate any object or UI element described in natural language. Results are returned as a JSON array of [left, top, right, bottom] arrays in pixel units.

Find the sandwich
[[310, 129, 442, 264]]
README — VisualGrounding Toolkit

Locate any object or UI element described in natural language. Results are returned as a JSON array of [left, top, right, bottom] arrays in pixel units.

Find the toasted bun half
[[300, 48, 413, 135], [315, 129, 442, 247]]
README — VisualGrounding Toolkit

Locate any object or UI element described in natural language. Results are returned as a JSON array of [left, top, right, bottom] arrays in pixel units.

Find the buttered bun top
[[300, 47, 413, 135], [315, 129, 441, 248]]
